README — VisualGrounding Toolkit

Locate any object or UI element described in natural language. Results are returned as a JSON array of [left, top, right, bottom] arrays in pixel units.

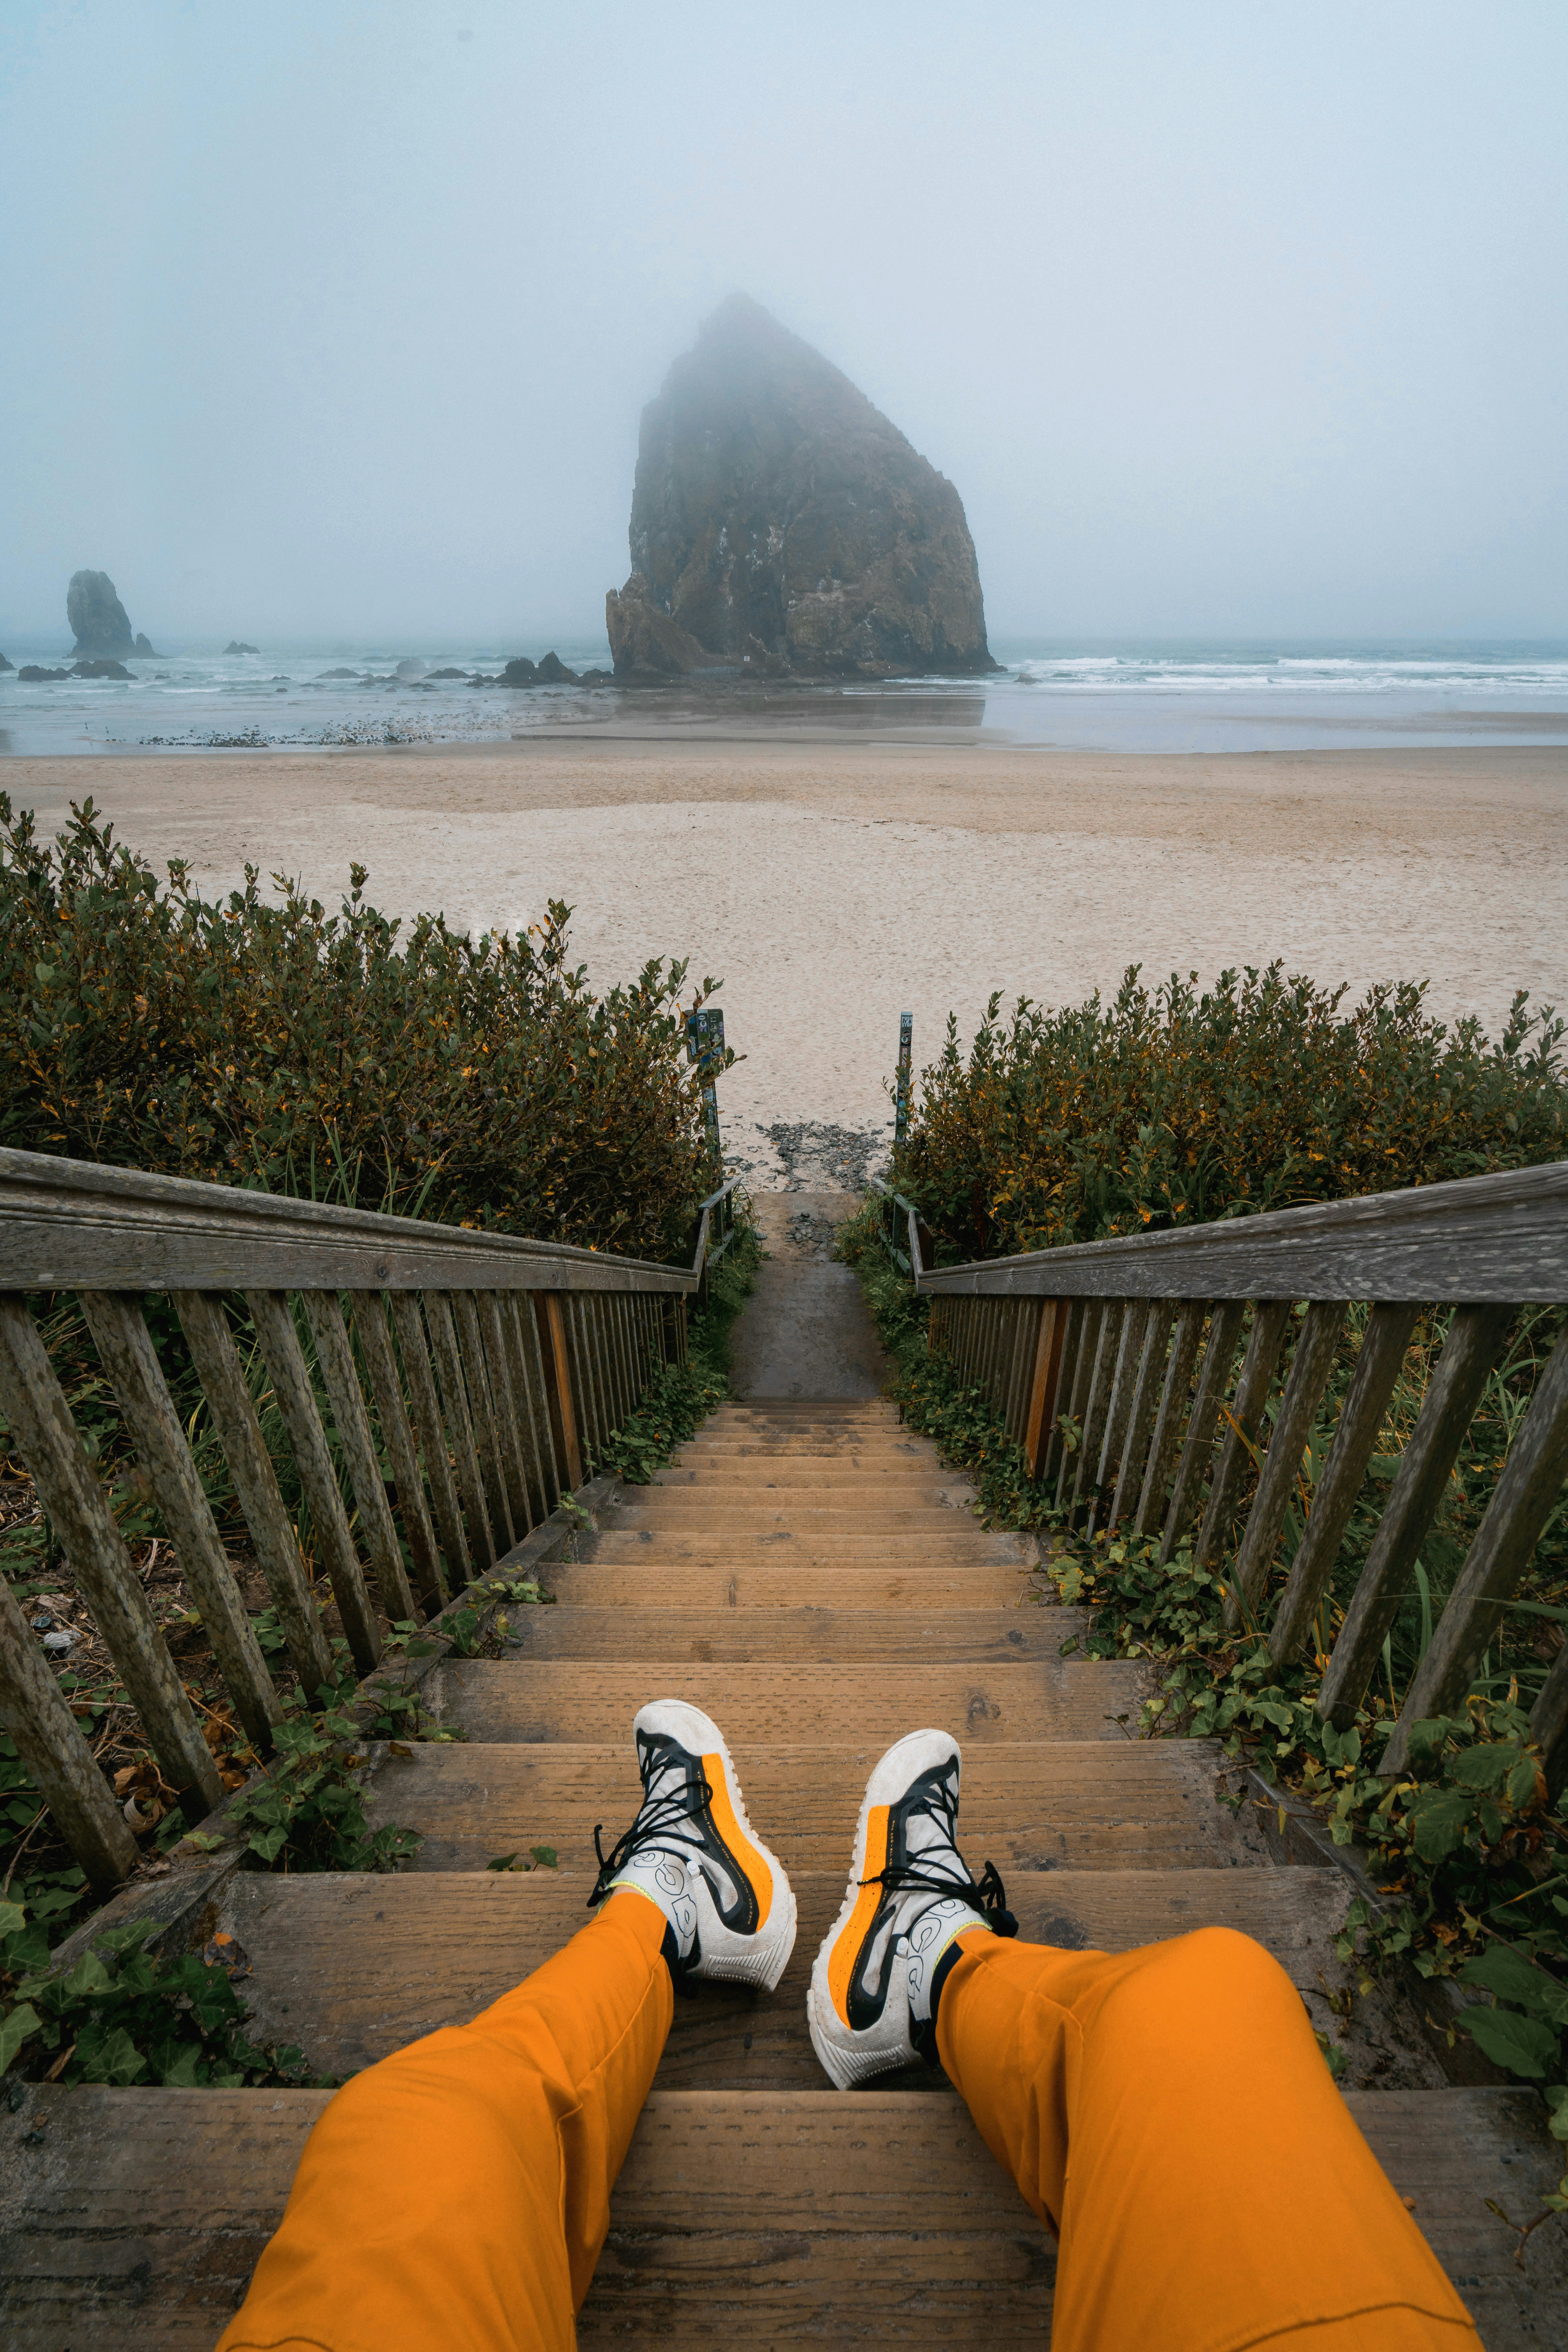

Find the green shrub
[[899, 964, 1566, 1261], [0, 795, 726, 1257]]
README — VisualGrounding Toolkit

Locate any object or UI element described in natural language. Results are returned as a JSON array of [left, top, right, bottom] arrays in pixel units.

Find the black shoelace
[[587, 1769, 715, 1911], [860, 1852, 1019, 1938]]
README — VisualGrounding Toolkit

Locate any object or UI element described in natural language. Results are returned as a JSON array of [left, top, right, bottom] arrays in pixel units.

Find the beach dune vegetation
[[0, 796, 724, 1257], [898, 962, 1567, 1263]]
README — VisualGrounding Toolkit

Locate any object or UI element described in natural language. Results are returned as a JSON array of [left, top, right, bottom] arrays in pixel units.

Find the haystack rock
[[606, 296, 997, 682], [67, 569, 156, 659]]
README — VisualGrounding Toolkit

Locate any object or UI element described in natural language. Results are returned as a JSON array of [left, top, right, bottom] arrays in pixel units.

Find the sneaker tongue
[[905, 1805, 965, 1883]]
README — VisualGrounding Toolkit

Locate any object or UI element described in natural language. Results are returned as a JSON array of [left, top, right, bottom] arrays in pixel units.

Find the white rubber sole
[[632, 1699, 797, 1994], [808, 1727, 961, 2090]]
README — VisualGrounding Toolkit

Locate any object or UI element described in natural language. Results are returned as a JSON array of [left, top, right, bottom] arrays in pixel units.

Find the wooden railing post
[[1022, 1299, 1068, 1480], [541, 1292, 584, 1491]]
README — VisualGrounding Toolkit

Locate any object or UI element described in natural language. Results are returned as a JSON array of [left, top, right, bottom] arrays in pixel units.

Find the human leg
[[938, 1925, 1480, 2352], [220, 1700, 795, 2352], [811, 1728, 1479, 2352]]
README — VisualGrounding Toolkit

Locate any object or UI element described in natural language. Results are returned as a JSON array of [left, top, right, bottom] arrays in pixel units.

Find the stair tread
[[362, 1737, 1269, 1873], [4, 2083, 1560, 2348], [421, 1658, 1150, 1744], [581, 1530, 1031, 1557], [541, 1566, 1040, 1608], [501, 1607, 1093, 1662], [219, 1867, 1375, 2087]]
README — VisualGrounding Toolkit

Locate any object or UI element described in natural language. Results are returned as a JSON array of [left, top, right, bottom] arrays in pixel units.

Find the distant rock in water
[[132, 633, 155, 657], [317, 666, 358, 678], [427, 666, 468, 679], [224, 640, 260, 656], [71, 658, 133, 679], [606, 295, 996, 683], [496, 653, 581, 686], [19, 666, 71, 682], [67, 569, 157, 659], [0, 650, 13, 672]]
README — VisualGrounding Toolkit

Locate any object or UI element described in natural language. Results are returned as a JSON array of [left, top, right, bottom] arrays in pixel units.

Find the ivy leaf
[[1407, 1790, 1472, 1864], [1459, 2004, 1560, 2080], [0, 2002, 42, 2076], [1460, 1945, 1560, 2018], [0, 1899, 26, 1941], [1449, 1744, 1516, 1794], [75, 2024, 148, 2086]]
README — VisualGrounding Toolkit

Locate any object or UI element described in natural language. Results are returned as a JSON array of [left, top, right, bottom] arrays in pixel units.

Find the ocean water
[[1, 635, 1564, 758]]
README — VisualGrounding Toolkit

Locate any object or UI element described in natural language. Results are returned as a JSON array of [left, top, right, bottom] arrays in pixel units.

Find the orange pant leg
[[217, 1889, 672, 2352], [936, 1924, 1481, 2352]]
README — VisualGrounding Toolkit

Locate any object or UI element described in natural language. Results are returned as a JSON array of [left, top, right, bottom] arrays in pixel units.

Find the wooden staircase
[[6, 1400, 1567, 2346]]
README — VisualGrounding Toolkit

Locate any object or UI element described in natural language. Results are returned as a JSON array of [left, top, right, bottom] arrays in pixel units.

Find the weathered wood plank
[[3, 2082, 1560, 2349], [362, 1737, 1262, 1876], [78, 1290, 281, 1751], [173, 1290, 334, 1696], [388, 1292, 471, 1594], [351, 1294, 445, 1611], [1086, 1302, 1148, 1538], [476, 1290, 533, 1542], [1268, 1303, 1421, 1667], [301, 1290, 417, 1625], [219, 1866, 1352, 2082], [0, 1562, 138, 1893], [1109, 1302, 1177, 1533], [541, 1293, 584, 1491], [1316, 1304, 1514, 1732], [245, 1288, 381, 1674], [1193, 1301, 1291, 1572], [1134, 1298, 1206, 1538], [0, 1143, 698, 1293], [1070, 1302, 1122, 1520], [1225, 1300, 1348, 1626], [452, 1291, 514, 1554], [423, 1658, 1150, 1746], [0, 1296, 223, 1816], [1383, 1321, 1568, 1775], [424, 1291, 495, 1572], [1161, 1301, 1246, 1560], [917, 1154, 1568, 1303]]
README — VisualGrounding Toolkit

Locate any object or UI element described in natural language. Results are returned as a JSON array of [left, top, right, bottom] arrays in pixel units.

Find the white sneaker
[[588, 1699, 797, 1992], [808, 1727, 1016, 2089]]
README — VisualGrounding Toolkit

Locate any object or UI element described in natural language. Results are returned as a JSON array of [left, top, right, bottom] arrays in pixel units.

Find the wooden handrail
[[0, 1147, 713, 1294], [874, 1158, 1568, 1798], [913, 1158, 1568, 1304], [0, 1150, 747, 1893]]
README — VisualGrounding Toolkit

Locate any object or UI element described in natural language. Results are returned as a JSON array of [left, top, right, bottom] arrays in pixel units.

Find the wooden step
[[597, 1504, 982, 1531], [363, 1738, 1266, 1874], [216, 1867, 1355, 2086], [5, 2082, 1561, 2348], [540, 1565, 1041, 1610], [500, 1607, 1094, 1664], [671, 1440, 937, 1460], [579, 1533, 1033, 1564], [420, 1659, 1150, 1744], [651, 1469, 972, 1493]]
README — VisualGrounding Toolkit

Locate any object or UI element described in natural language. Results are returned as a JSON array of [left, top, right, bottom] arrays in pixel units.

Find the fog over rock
[[606, 295, 996, 682], [67, 569, 156, 659]]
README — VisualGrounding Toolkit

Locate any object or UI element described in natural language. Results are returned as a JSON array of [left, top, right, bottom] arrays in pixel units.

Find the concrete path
[[729, 1192, 886, 1401]]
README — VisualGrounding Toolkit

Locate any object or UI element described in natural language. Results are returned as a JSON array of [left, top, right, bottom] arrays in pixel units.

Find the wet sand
[[7, 740, 1565, 1188]]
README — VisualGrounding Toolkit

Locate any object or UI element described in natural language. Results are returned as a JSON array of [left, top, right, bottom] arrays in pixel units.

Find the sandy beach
[[6, 738, 1565, 1189]]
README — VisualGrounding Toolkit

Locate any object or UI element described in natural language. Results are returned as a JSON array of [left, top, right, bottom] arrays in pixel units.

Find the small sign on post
[[895, 1012, 913, 1149], [685, 1007, 725, 1166]]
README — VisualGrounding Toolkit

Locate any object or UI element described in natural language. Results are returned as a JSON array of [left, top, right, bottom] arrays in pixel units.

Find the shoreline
[[5, 741, 1564, 1191]]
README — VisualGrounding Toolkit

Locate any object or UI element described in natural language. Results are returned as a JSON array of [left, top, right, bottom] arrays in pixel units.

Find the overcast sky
[[2, 1, 1564, 648]]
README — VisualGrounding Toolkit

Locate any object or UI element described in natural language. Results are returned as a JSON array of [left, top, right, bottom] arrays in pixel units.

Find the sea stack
[[67, 569, 155, 659], [606, 295, 997, 682]]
